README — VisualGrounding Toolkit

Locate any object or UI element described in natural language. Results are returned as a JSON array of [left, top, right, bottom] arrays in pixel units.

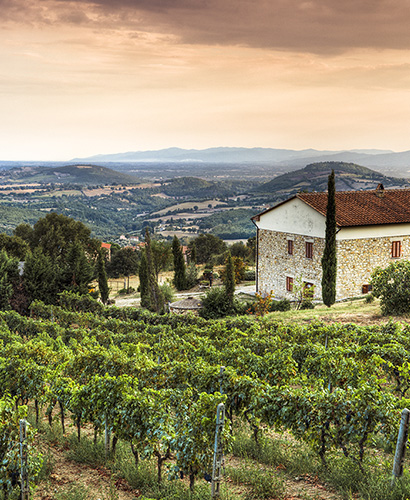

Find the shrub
[[200, 287, 239, 319], [371, 260, 410, 315], [185, 263, 198, 289], [244, 270, 256, 281], [300, 300, 315, 310], [269, 299, 291, 312], [160, 282, 175, 303]]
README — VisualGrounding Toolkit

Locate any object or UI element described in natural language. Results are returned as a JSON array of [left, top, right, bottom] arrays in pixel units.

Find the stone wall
[[258, 229, 410, 300], [336, 235, 410, 299], [258, 229, 325, 299]]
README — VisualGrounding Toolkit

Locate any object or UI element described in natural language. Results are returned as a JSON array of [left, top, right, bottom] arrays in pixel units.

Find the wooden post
[[219, 366, 225, 394], [211, 403, 225, 498], [20, 419, 29, 500], [392, 408, 410, 485], [105, 414, 111, 459]]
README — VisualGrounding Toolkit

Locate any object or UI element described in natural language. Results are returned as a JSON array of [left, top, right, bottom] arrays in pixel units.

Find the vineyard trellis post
[[105, 414, 111, 459], [392, 408, 410, 485], [211, 403, 225, 498], [20, 419, 29, 500], [219, 366, 225, 394]]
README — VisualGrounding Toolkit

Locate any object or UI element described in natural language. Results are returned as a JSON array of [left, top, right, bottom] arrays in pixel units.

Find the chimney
[[375, 183, 384, 198]]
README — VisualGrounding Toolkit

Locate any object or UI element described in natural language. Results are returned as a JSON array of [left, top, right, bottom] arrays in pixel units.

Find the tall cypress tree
[[321, 170, 337, 307], [139, 249, 150, 309], [97, 250, 109, 304], [172, 235, 186, 291], [144, 228, 164, 313], [224, 252, 235, 311]]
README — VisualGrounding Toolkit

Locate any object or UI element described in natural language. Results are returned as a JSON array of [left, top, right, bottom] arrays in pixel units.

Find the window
[[392, 241, 401, 258], [362, 284, 372, 294], [287, 240, 293, 255], [286, 276, 293, 292], [305, 242, 313, 259], [303, 282, 314, 299]]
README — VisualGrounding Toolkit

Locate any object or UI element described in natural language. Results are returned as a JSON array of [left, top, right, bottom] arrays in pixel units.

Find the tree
[[188, 242, 197, 264], [0, 250, 19, 310], [151, 240, 172, 278], [138, 250, 150, 309], [230, 241, 251, 261], [189, 234, 226, 264], [172, 236, 187, 291], [371, 260, 410, 315], [97, 251, 109, 304], [224, 252, 235, 311], [30, 213, 100, 260], [14, 223, 34, 246], [107, 247, 139, 283], [62, 242, 94, 295], [23, 248, 61, 305], [144, 228, 164, 313], [321, 170, 337, 307], [0, 233, 29, 260]]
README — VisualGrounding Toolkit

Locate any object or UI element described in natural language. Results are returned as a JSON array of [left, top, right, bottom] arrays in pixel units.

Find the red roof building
[[252, 185, 410, 300]]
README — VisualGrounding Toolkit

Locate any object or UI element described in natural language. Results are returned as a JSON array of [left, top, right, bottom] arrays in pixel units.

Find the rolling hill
[[0, 164, 141, 185], [255, 161, 410, 195]]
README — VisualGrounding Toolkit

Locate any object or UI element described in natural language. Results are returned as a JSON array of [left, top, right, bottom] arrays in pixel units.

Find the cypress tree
[[189, 242, 197, 264], [23, 247, 60, 305], [321, 170, 337, 307], [138, 249, 150, 309], [144, 228, 164, 313], [97, 251, 109, 304], [172, 235, 186, 290], [224, 251, 235, 311]]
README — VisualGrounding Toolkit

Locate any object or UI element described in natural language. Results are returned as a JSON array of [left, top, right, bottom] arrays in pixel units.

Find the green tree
[[189, 241, 197, 264], [151, 240, 172, 278], [224, 251, 235, 311], [23, 248, 61, 305], [144, 228, 164, 313], [0, 233, 29, 260], [30, 212, 100, 260], [172, 235, 187, 291], [107, 247, 139, 281], [321, 170, 337, 307], [0, 250, 19, 310], [13, 222, 34, 246], [230, 241, 251, 261], [371, 260, 410, 315], [189, 234, 226, 264], [97, 250, 109, 304], [62, 242, 94, 295], [138, 249, 150, 309]]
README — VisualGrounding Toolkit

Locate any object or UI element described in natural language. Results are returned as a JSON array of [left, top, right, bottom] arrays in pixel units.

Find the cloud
[[3, 0, 410, 54]]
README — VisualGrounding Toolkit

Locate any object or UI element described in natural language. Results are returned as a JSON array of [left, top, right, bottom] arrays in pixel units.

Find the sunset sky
[[2, 0, 410, 160]]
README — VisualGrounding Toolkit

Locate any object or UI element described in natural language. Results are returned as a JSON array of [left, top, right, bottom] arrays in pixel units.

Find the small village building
[[251, 185, 410, 301], [101, 242, 112, 260]]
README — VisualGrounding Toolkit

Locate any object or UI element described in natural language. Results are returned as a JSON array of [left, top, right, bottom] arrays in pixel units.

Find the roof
[[101, 242, 111, 249], [169, 297, 203, 310], [253, 187, 410, 227]]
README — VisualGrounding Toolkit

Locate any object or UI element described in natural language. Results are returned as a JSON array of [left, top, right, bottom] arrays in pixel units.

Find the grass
[[262, 297, 384, 324]]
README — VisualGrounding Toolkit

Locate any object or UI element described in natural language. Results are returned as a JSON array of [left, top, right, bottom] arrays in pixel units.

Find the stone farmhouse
[[251, 185, 410, 301]]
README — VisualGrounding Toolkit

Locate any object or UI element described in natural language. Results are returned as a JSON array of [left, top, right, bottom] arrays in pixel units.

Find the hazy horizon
[[2, 1, 410, 160]]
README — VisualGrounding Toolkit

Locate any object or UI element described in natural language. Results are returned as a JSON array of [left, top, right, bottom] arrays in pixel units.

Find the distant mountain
[[255, 161, 410, 195], [71, 147, 394, 164], [0, 164, 140, 185]]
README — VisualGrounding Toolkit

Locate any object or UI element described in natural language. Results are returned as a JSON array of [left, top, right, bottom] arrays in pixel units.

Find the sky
[[2, 0, 410, 160]]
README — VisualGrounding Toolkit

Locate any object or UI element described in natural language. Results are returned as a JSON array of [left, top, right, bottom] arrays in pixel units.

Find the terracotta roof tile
[[297, 188, 410, 227]]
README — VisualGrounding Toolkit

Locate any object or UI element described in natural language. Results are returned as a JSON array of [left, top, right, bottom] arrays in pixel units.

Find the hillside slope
[[255, 161, 409, 194], [0, 164, 141, 185]]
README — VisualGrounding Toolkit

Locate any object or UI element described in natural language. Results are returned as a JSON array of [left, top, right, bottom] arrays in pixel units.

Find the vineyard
[[2, 293, 410, 499]]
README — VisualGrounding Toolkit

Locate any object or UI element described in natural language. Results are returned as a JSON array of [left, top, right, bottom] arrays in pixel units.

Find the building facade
[[252, 186, 410, 300]]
